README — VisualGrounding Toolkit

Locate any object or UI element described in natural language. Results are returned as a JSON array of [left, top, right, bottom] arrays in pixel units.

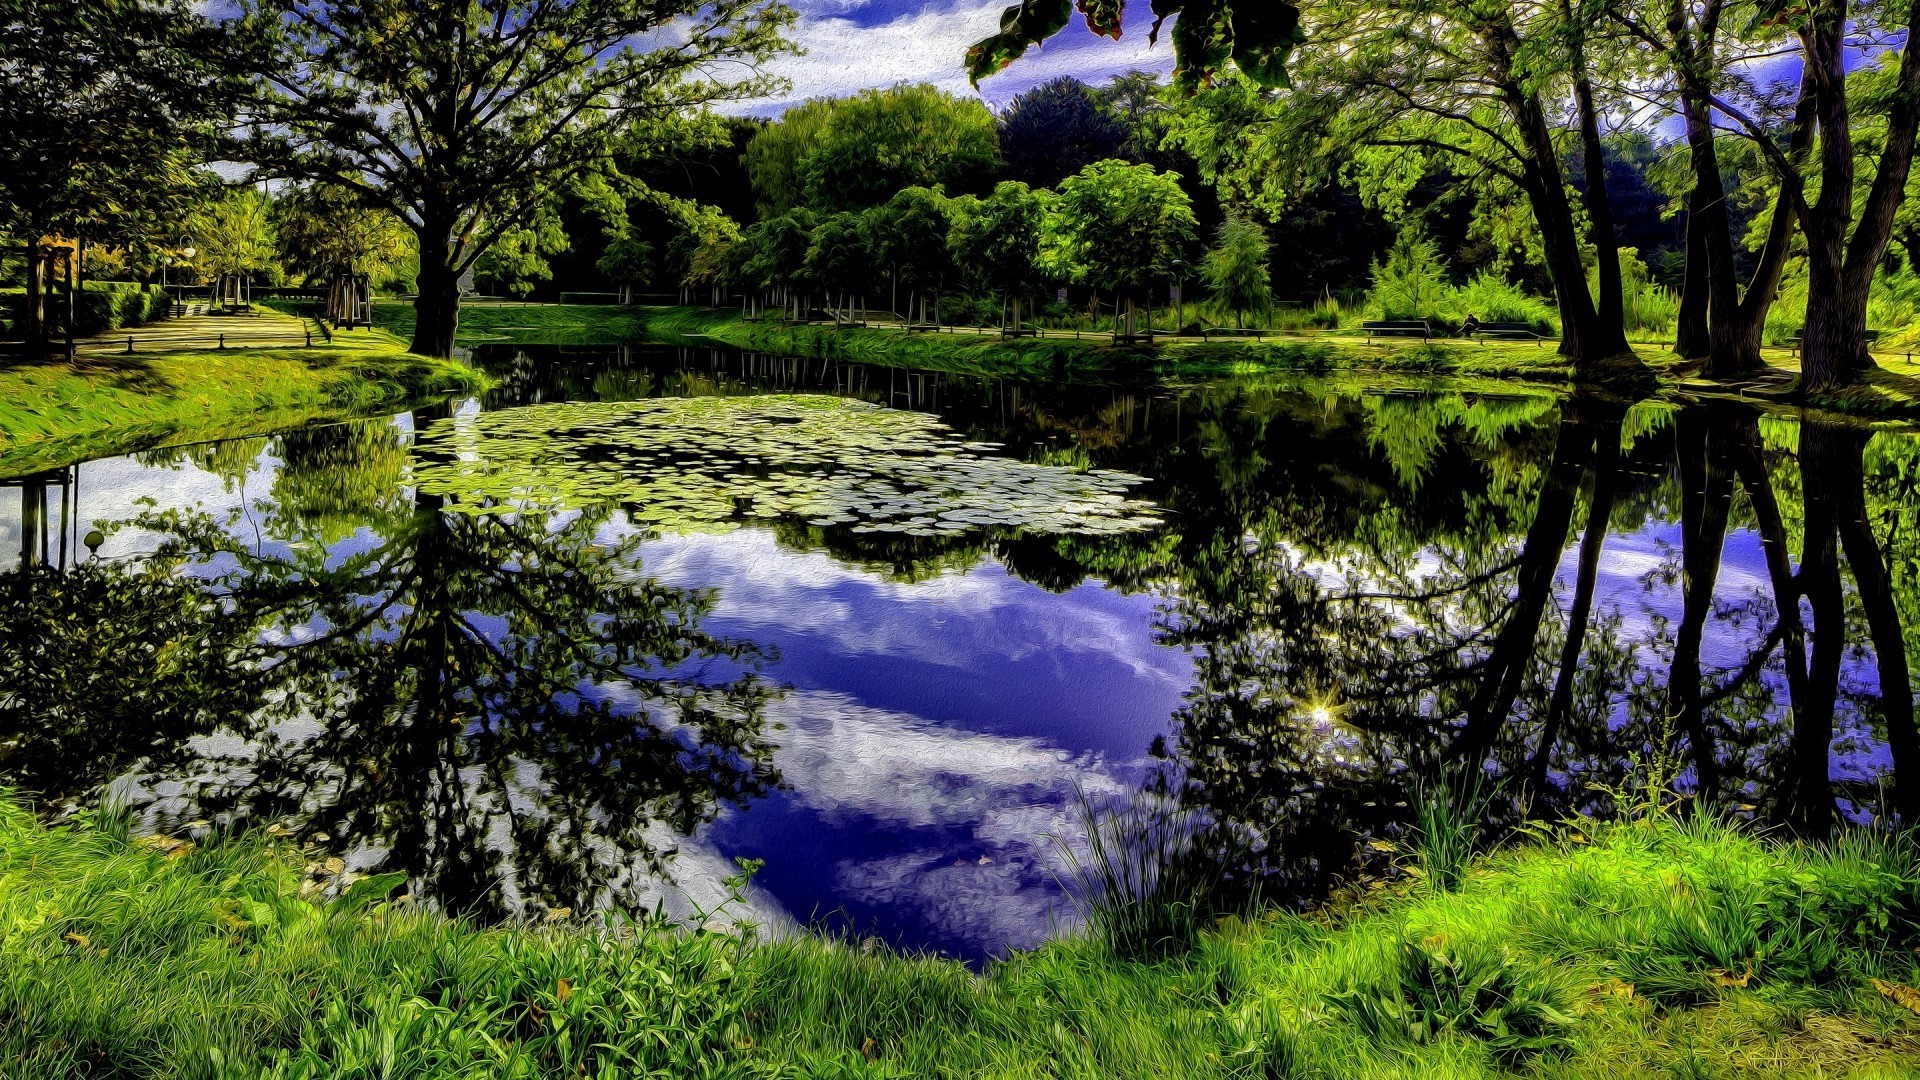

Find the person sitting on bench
[[1460, 314, 1481, 336]]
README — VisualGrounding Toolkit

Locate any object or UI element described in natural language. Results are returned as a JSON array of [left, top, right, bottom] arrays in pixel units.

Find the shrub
[[1369, 228, 1450, 320], [1439, 272, 1558, 333]]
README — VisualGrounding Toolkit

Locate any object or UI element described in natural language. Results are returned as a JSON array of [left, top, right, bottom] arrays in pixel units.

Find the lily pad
[[412, 395, 1161, 536]]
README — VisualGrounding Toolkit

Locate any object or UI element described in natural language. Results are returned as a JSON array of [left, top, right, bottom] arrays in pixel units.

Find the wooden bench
[[1784, 329, 1880, 358], [1362, 319, 1432, 342], [1201, 326, 1271, 339], [1469, 322, 1551, 345]]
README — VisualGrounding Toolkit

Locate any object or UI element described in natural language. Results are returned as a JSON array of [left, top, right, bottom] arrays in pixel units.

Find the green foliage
[[1201, 216, 1273, 325], [0, 0, 243, 248], [1369, 227, 1450, 320], [861, 186, 956, 295], [188, 189, 278, 279], [743, 84, 998, 214], [272, 185, 413, 285], [947, 181, 1054, 302], [476, 213, 570, 299], [3, 801, 1917, 1077], [1327, 936, 1580, 1064], [1444, 272, 1559, 332], [966, 1, 1302, 92], [239, 0, 795, 352], [1053, 160, 1200, 298]]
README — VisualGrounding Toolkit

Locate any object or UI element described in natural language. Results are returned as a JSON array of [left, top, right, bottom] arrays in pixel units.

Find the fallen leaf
[[63, 932, 91, 948], [137, 835, 193, 857], [861, 1037, 877, 1062], [1708, 968, 1752, 988], [1366, 839, 1397, 853], [555, 979, 571, 1004], [1872, 978, 1920, 1016], [544, 907, 573, 923]]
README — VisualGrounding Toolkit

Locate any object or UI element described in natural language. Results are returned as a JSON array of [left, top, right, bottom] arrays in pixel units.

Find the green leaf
[[336, 871, 408, 912], [967, 0, 1074, 84]]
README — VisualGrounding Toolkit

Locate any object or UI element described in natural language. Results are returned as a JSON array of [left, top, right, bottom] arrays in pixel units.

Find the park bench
[[1783, 329, 1879, 358], [1362, 319, 1432, 342], [1201, 326, 1271, 339], [1469, 322, 1551, 345]]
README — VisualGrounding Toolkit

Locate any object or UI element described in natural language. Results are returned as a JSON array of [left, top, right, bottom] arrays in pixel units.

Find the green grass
[[0, 330, 488, 475], [370, 300, 653, 346], [3, 792, 1916, 1078]]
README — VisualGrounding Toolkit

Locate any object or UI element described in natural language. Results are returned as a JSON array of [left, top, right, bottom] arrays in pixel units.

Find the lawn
[[0, 329, 486, 476], [2, 792, 1916, 1078]]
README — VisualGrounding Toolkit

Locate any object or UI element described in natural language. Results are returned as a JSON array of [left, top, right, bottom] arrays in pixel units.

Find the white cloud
[[729, 0, 1174, 115]]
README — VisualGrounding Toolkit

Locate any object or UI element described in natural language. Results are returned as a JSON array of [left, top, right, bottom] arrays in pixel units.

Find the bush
[[3, 281, 171, 339], [1439, 272, 1558, 334], [1369, 228, 1450, 320]]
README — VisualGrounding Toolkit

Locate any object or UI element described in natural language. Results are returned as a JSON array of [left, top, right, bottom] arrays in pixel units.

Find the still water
[[3, 342, 1916, 961]]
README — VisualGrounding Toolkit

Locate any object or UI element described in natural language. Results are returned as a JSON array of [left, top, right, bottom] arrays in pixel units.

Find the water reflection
[[2, 343, 1917, 957], [2, 411, 779, 920]]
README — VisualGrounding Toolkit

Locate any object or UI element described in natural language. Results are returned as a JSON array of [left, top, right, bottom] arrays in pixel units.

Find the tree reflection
[[0, 415, 779, 919]]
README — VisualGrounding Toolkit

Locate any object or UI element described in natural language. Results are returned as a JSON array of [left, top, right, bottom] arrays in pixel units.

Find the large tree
[[0, 0, 246, 345], [996, 77, 1128, 188], [274, 183, 415, 323], [948, 181, 1054, 331], [743, 84, 999, 215], [238, 0, 794, 357], [1054, 160, 1199, 338]]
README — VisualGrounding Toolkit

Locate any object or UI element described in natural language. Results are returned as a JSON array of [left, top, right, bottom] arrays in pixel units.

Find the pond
[[3, 342, 1917, 962]]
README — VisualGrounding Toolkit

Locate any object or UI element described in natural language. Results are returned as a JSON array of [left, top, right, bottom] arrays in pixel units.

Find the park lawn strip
[[0, 331, 487, 476], [638, 306, 1585, 385], [2, 795, 1916, 1079], [371, 299, 653, 345]]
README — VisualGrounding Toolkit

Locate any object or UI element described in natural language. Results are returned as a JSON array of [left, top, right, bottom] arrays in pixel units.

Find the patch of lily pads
[[411, 395, 1162, 536]]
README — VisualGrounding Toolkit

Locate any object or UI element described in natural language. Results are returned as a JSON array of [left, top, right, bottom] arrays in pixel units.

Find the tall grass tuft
[[1411, 774, 1487, 894], [1055, 791, 1232, 961]]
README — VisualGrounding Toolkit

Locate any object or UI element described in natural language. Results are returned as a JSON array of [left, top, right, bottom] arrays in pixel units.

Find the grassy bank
[[371, 299, 653, 346], [638, 306, 1583, 384], [0, 331, 487, 476], [3, 795, 1917, 1078]]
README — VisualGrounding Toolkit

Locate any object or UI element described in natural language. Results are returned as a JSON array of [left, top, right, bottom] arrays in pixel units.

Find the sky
[[728, 0, 1176, 115]]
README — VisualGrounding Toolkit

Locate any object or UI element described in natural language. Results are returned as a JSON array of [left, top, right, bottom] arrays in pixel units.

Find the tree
[[949, 181, 1055, 331], [1054, 160, 1199, 338], [1201, 216, 1273, 328], [238, 0, 795, 357], [188, 188, 277, 311], [0, 0, 247, 344], [997, 77, 1128, 188], [804, 212, 871, 319], [1793, 21, 1920, 389], [861, 187, 956, 324], [1603, 0, 1809, 375], [476, 211, 569, 300], [743, 84, 999, 215], [1160, 1, 1645, 374], [665, 204, 741, 304], [274, 184, 414, 323]]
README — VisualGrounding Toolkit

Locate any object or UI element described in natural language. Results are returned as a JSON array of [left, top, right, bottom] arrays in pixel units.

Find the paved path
[[74, 307, 320, 357]]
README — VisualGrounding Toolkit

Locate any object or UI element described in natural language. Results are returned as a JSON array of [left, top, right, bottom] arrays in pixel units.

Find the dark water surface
[[3, 342, 1917, 961]]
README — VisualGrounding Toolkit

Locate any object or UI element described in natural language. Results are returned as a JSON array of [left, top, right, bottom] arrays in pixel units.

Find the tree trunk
[[22, 243, 45, 345], [1570, 57, 1632, 360], [1664, 409, 1734, 805], [411, 228, 462, 358], [1674, 186, 1710, 358], [1796, 0, 1920, 388], [1821, 423, 1919, 823], [1530, 409, 1621, 788]]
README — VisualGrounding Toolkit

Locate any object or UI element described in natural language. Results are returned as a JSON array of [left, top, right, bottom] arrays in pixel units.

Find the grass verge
[[0, 331, 487, 476], [637, 306, 1585, 385], [371, 300, 654, 346], [3, 794, 1916, 1078]]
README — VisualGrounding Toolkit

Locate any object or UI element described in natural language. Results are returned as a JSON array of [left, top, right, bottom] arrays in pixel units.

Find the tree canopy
[[237, 0, 795, 356]]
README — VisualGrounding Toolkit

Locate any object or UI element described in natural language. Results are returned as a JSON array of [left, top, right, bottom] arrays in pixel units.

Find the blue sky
[[729, 0, 1176, 115]]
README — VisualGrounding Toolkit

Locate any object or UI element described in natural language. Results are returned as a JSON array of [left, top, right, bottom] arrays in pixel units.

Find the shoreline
[[2, 795, 1914, 1076]]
